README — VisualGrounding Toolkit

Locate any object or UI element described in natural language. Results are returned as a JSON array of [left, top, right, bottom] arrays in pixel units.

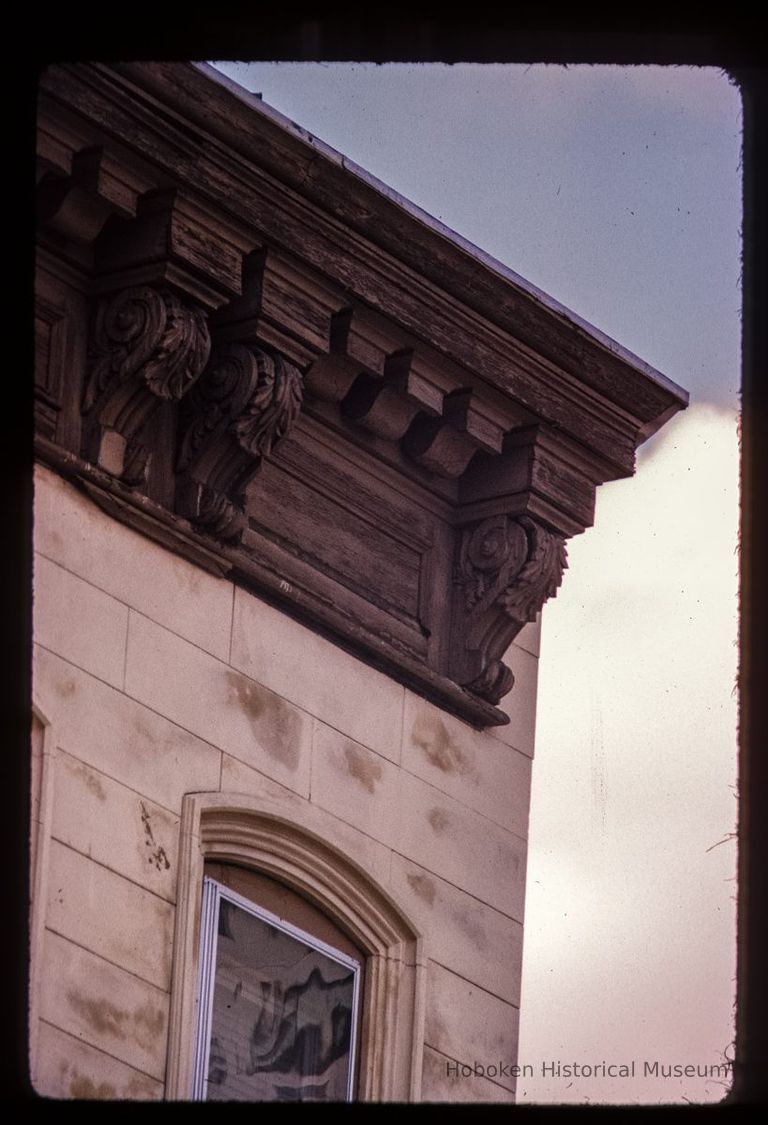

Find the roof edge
[[196, 61, 689, 417]]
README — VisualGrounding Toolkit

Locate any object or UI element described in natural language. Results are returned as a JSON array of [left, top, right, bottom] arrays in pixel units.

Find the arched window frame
[[165, 792, 426, 1102], [29, 700, 57, 1092]]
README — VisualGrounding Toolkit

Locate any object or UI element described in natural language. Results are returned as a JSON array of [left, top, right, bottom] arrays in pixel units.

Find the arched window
[[166, 793, 425, 1102], [195, 865, 364, 1101]]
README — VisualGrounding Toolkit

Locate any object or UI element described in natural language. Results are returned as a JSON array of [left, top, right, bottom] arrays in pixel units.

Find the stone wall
[[30, 462, 539, 1102]]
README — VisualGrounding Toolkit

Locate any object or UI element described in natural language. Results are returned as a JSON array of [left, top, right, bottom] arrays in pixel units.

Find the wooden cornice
[[35, 62, 688, 729], [38, 62, 687, 471]]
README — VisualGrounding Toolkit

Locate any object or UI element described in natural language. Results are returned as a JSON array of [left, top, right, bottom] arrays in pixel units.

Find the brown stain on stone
[[133, 1001, 166, 1046], [67, 992, 165, 1051], [68, 993, 128, 1040], [84, 772, 107, 801], [130, 715, 162, 766], [132, 713, 188, 767], [66, 756, 108, 801], [425, 1008, 448, 1049], [226, 670, 300, 771], [69, 1073, 117, 1100], [131, 715, 155, 744], [343, 743, 382, 794], [227, 668, 265, 717], [407, 872, 436, 906], [454, 906, 487, 951], [428, 807, 450, 834], [56, 677, 76, 698], [411, 711, 477, 782], [125, 1074, 161, 1098]]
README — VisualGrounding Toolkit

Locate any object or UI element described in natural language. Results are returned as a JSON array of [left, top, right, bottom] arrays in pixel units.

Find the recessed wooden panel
[[35, 298, 67, 438], [247, 459, 425, 626]]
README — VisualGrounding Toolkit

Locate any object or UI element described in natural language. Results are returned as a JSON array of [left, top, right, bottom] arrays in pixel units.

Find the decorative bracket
[[176, 341, 303, 541], [82, 285, 210, 485], [403, 390, 506, 478], [36, 146, 140, 246], [451, 514, 567, 704]]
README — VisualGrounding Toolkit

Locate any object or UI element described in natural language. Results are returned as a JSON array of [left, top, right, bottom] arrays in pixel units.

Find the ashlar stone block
[[401, 691, 532, 838], [125, 612, 312, 797], [489, 642, 540, 757], [310, 722, 401, 847], [34, 1020, 163, 1100], [424, 960, 519, 1094], [39, 929, 169, 1082], [220, 749, 393, 893], [34, 553, 128, 690], [231, 586, 404, 764], [51, 750, 179, 903], [33, 645, 221, 813], [395, 773, 528, 920], [34, 464, 234, 661], [421, 1045, 515, 1103], [312, 732, 527, 919], [46, 840, 174, 991], [390, 852, 524, 1007]]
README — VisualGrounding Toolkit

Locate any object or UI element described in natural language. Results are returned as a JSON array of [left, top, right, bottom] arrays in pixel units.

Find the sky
[[212, 61, 742, 1104]]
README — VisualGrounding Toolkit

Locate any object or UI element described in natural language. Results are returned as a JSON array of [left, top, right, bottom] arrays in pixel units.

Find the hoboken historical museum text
[[446, 1060, 732, 1081]]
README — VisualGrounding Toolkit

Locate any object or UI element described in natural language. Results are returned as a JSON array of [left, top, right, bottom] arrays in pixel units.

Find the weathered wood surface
[[40, 64, 686, 471]]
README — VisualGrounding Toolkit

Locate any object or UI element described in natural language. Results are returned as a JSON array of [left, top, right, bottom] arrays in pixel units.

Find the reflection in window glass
[[195, 878, 360, 1102]]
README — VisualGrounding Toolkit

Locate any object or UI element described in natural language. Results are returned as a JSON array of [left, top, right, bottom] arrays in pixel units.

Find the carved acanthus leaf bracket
[[451, 514, 568, 704], [82, 285, 210, 485], [176, 341, 303, 541]]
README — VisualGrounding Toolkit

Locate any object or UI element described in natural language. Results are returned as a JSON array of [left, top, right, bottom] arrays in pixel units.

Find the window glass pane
[[203, 884, 358, 1102]]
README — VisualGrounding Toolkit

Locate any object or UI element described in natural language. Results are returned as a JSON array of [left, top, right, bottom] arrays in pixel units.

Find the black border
[[11, 12, 766, 1113]]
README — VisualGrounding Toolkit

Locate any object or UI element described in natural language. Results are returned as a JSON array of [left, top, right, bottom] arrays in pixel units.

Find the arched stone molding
[[28, 701, 57, 1091], [165, 792, 426, 1102]]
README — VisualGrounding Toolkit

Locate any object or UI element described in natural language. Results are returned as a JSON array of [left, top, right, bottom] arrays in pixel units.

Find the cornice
[[35, 62, 688, 729], [39, 62, 687, 474]]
